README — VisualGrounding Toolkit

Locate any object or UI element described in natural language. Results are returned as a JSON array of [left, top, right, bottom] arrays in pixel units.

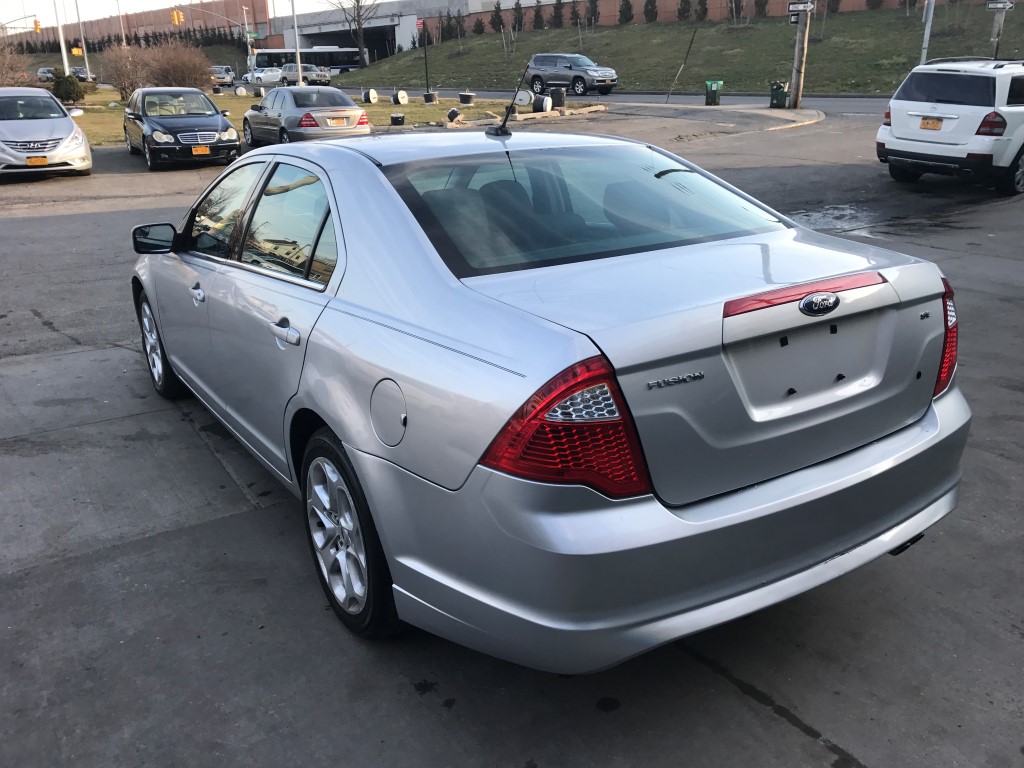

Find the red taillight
[[976, 111, 1006, 136], [883, 110, 891, 126], [481, 356, 652, 499], [297, 112, 318, 128], [934, 278, 958, 397], [356, 111, 369, 126]]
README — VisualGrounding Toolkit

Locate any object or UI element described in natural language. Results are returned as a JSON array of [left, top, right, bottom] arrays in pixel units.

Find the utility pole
[[114, 0, 126, 44], [52, 0, 69, 75], [992, 9, 1007, 58], [919, 0, 935, 65], [72, 0, 90, 80], [291, 0, 301, 72], [788, 4, 811, 109]]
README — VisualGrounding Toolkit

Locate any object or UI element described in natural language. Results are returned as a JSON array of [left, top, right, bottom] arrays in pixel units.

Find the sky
[[13, 0, 332, 29]]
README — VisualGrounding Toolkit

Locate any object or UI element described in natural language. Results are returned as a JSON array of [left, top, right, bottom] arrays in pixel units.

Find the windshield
[[894, 72, 995, 107], [567, 55, 597, 68], [384, 145, 785, 278], [0, 95, 66, 121], [143, 92, 218, 117]]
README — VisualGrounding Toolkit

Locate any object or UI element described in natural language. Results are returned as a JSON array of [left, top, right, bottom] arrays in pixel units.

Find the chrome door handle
[[269, 319, 301, 346], [189, 283, 205, 304]]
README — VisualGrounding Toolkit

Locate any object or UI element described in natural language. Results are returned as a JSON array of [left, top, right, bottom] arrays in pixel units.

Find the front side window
[[385, 144, 785, 278], [189, 162, 266, 259], [240, 163, 333, 283]]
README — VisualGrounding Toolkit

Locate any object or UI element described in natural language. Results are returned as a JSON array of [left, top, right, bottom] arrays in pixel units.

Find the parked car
[[254, 67, 282, 85], [243, 87, 369, 146], [241, 68, 263, 84], [0, 86, 92, 175], [128, 131, 970, 674], [123, 87, 240, 171], [527, 53, 617, 96], [208, 65, 234, 86], [69, 66, 95, 82], [279, 63, 331, 86], [36, 67, 55, 82], [877, 58, 1024, 195]]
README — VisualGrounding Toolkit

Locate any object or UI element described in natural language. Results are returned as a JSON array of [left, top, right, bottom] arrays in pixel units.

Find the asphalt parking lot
[[1, 110, 1022, 768]]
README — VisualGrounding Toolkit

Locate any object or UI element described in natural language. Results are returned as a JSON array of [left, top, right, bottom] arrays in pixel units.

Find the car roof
[[247, 131, 636, 167], [137, 87, 206, 94], [913, 59, 1024, 75], [534, 52, 589, 58], [0, 86, 56, 97]]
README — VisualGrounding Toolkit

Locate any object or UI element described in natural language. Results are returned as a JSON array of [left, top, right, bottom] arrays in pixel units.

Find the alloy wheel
[[243, 121, 253, 145], [139, 300, 164, 388], [1015, 155, 1024, 193], [306, 457, 368, 615]]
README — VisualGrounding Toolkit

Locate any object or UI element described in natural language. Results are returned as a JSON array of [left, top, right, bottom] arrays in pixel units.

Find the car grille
[[3, 138, 63, 153], [178, 132, 219, 144]]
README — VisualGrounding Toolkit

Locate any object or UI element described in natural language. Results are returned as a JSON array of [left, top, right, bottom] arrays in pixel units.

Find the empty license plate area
[[191, 146, 210, 155], [725, 311, 883, 416], [919, 117, 942, 131]]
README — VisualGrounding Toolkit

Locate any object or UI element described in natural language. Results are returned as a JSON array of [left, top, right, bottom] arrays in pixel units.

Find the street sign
[[415, 18, 424, 29], [987, 1, 1013, 9], [246, 31, 259, 38], [790, 12, 799, 23], [788, 1, 814, 11], [71, 47, 82, 56]]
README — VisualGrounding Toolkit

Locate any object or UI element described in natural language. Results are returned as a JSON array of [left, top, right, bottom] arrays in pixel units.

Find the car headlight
[[220, 128, 238, 141], [151, 130, 175, 144], [63, 128, 85, 149], [587, 69, 601, 76]]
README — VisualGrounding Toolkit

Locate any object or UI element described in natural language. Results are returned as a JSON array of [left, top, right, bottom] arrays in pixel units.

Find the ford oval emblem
[[798, 291, 840, 316]]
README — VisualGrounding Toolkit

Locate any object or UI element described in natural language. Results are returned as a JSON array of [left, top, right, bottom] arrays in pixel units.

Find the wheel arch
[[289, 407, 331, 485]]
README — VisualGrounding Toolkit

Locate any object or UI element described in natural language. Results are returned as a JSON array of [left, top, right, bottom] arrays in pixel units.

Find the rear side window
[[1008, 77, 1024, 106], [384, 145, 785, 278], [894, 72, 995, 107]]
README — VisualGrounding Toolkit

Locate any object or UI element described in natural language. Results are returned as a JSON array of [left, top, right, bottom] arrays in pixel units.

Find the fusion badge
[[798, 291, 840, 317]]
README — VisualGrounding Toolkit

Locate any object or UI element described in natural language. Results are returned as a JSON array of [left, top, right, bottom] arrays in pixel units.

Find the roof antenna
[[486, 65, 530, 138]]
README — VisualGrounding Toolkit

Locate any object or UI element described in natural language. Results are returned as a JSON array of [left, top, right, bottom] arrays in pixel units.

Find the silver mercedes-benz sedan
[[129, 132, 970, 673], [242, 86, 369, 147]]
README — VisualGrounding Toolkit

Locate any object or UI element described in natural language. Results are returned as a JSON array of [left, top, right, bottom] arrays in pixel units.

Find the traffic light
[[34, 18, 41, 33], [171, 9, 185, 25]]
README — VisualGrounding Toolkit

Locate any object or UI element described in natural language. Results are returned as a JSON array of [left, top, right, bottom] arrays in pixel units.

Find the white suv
[[876, 59, 1024, 195]]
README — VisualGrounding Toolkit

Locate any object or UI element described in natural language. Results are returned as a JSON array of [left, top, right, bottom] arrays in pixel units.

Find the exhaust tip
[[889, 532, 925, 557]]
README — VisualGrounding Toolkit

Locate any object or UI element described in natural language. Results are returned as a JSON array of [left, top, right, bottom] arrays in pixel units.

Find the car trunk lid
[[889, 70, 996, 145], [465, 229, 949, 505]]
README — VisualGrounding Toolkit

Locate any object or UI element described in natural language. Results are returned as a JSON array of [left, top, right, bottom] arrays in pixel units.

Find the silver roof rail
[[924, 56, 995, 65]]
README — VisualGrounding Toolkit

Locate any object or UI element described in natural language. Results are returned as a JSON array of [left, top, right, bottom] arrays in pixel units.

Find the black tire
[[301, 78, 309, 86], [136, 291, 186, 399], [888, 164, 921, 183], [143, 141, 158, 171], [571, 77, 587, 96], [531, 76, 545, 95], [125, 130, 140, 155], [995, 147, 1024, 196], [597, 86, 612, 96], [243, 119, 259, 147], [302, 427, 401, 638], [280, 129, 291, 144]]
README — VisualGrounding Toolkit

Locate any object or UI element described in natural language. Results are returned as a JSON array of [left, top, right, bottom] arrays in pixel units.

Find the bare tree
[[101, 44, 149, 99], [147, 41, 212, 89], [325, 0, 380, 69], [0, 41, 31, 87]]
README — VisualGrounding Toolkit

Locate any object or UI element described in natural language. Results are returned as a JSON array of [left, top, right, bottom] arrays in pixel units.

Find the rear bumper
[[289, 126, 371, 141], [876, 127, 1016, 173], [350, 386, 971, 673], [877, 146, 996, 177]]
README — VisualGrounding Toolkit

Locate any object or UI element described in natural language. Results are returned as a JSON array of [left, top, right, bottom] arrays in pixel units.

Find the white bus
[[247, 46, 362, 75]]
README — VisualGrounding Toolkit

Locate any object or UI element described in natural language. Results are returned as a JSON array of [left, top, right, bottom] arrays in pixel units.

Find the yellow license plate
[[191, 146, 211, 155], [327, 118, 346, 127], [26, 157, 48, 166], [920, 117, 942, 131]]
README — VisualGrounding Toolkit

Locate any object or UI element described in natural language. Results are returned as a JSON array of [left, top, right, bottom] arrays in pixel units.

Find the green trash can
[[770, 80, 789, 109], [704, 80, 723, 106]]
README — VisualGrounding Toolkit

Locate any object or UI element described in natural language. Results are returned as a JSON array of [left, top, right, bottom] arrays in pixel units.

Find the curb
[[764, 110, 826, 131]]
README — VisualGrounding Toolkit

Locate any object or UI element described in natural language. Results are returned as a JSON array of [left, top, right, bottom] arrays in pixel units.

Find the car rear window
[[293, 90, 355, 108], [383, 145, 786, 278], [894, 72, 995, 107]]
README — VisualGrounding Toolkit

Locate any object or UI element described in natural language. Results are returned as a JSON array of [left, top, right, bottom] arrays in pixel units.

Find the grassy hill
[[335, 6, 1024, 95]]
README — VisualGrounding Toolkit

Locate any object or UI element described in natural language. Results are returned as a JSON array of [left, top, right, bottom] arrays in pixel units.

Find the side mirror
[[125, 110, 139, 120], [67, 108, 84, 117], [221, 110, 231, 117], [132, 223, 178, 255], [251, 104, 262, 111]]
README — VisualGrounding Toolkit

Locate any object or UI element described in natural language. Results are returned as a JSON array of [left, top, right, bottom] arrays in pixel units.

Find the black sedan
[[123, 87, 240, 171]]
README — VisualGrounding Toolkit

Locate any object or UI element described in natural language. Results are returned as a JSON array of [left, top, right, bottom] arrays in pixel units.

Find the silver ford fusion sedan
[[130, 132, 970, 673]]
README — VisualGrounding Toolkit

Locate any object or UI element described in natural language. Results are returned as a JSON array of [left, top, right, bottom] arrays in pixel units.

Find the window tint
[[143, 91, 217, 116], [189, 163, 266, 259], [259, 90, 276, 109], [0, 95, 64, 120], [556, 57, 571, 68], [293, 90, 356, 108], [1008, 77, 1024, 106], [894, 72, 995, 107], [240, 163, 331, 281], [385, 145, 785, 278], [308, 213, 339, 285]]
